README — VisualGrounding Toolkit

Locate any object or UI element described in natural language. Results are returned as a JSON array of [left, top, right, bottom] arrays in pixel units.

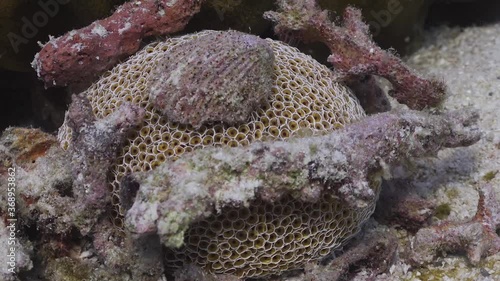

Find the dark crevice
[[426, 0, 500, 28]]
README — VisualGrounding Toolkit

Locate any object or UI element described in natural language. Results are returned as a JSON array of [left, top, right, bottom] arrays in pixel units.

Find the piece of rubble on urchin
[[125, 109, 480, 279], [149, 30, 275, 128], [57, 29, 366, 225]]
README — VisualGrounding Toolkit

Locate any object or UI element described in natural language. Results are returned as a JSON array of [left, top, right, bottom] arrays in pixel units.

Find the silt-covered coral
[[264, 0, 446, 110]]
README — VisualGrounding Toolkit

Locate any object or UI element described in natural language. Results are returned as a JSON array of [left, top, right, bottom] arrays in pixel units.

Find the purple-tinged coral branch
[[33, 0, 205, 87], [125, 109, 480, 247], [410, 182, 500, 265], [264, 0, 446, 110]]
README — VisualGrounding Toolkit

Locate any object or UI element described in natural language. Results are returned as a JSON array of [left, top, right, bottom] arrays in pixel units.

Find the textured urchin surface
[[165, 192, 379, 278], [149, 30, 275, 128]]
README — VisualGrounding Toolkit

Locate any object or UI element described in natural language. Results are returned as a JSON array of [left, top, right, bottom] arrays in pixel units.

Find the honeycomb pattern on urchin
[[166, 189, 380, 278], [57, 30, 368, 277]]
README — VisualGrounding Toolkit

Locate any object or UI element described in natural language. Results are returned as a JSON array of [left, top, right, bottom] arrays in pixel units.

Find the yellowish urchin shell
[[58, 30, 370, 278]]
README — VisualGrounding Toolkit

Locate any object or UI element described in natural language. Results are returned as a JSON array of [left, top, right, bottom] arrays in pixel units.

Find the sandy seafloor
[[374, 22, 500, 281], [398, 22, 500, 280], [281, 23, 500, 281]]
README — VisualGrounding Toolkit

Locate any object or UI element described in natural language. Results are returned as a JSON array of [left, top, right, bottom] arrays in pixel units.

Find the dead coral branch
[[410, 182, 500, 266], [126, 109, 480, 248], [264, 0, 446, 110], [33, 0, 205, 87]]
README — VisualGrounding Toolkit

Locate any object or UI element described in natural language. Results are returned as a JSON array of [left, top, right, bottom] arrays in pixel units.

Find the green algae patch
[[434, 203, 451, 220], [446, 188, 460, 200], [482, 170, 498, 182], [46, 257, 92, 281], [409, 266, 468, 281]]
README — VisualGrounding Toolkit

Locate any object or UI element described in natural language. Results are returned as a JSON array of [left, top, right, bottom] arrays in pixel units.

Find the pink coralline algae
[[65, 94, 144, 234], [125, 108, 480, 256], [32, 0, 205, 87], [0, 120, 163, 281]]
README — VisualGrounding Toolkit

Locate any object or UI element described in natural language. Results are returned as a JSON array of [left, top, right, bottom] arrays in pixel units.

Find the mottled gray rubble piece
[[65, 94, 144, 233], [149, 30, 275, 128], [264, 0, 447, 110], [125, 108, 480, 248]]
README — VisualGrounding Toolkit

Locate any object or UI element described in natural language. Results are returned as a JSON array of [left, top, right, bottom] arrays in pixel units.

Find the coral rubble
[[126, 108, 480, 278], [0, 128, 73, 235], [32, 0, 205, 87], [0, 126, 164, 281], [264, 0, 446, 110], [410, 182, 500, 266]]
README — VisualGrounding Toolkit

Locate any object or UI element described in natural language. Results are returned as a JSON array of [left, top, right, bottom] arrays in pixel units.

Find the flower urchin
[[57, 29, 372, 278]]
